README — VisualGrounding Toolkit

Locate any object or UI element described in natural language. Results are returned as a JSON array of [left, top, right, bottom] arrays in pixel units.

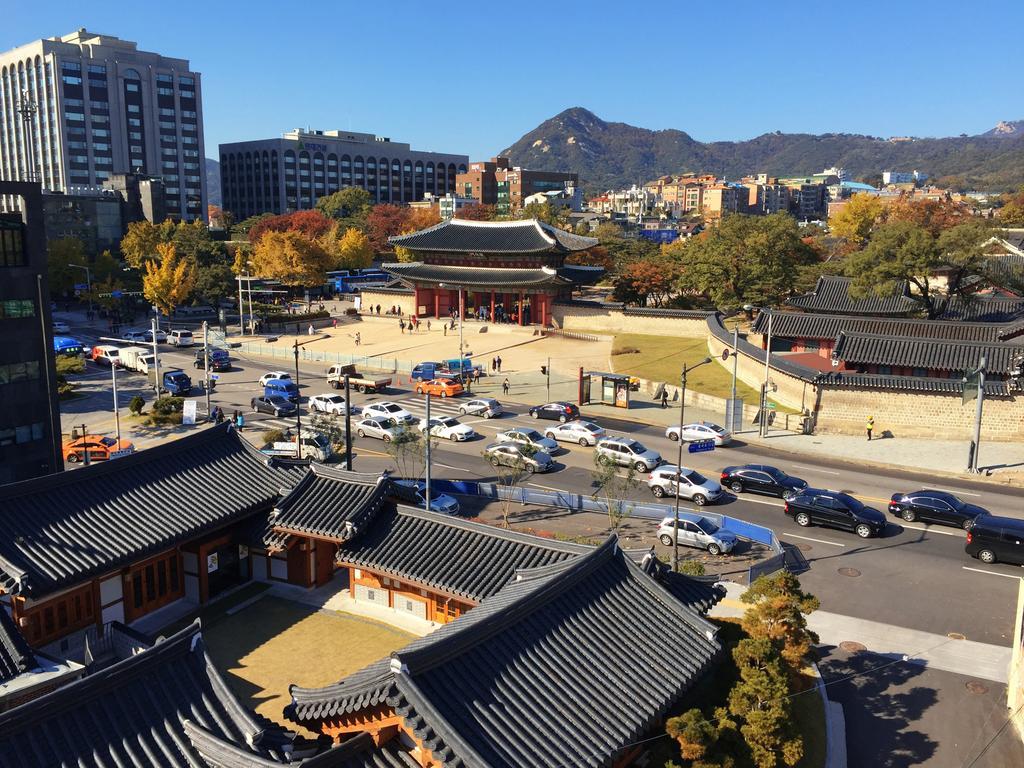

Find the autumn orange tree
[[250, 230, 333, 287], [454, 203, 496, 221], [248, 210, 333, 244], [142, 243, 197, 316], [612, 257, 682, 307], [365, 204, 411, 252], [884, 196, 969, 236]]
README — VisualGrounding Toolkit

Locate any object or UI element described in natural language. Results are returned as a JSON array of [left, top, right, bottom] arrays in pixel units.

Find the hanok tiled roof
[[754, 310, 1011, 343], [338, 505, 592, 602], [388, 218, 598, 254], [0, 621, 313, 767], [637, 550, 727, 614], [935, 295, 1024, 322], [267, 465, 390, 550], [382, 262, 575, 288], [0, 424, 306, 598], [787, 275, 920, 315], [833, 331, 1023, 374], [289, 537, 720, 768], [0, 610, 36, 684]]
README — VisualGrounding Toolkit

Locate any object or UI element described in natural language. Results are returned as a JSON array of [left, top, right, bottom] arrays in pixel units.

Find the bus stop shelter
[[579, 370, 631, 409]]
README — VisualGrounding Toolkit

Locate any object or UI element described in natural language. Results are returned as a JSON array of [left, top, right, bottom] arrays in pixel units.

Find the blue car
[[53, 335, 84, 356]]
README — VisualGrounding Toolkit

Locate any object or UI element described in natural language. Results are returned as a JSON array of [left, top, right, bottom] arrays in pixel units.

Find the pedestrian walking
[[307, 324, 315, 336], [867, 415, 874, 441], [490, 357, 496, 373], [443, 325, 447, 336], [502, 378, 510, 396], [426, 319, 431, 332], [474, 367, 481, 384], [354, 332, 361, 347], [399, 319, 405, 334], [496, 356, 502, 373], [332, 317, 338, 329], [376, 304, 381, 315], [661, 388, 668, 408]]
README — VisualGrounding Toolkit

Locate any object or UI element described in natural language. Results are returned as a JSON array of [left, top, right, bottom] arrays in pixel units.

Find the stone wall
[[706, 332, 815, 412], [552, 303, 709, 338], [358, 289, 416, 318]]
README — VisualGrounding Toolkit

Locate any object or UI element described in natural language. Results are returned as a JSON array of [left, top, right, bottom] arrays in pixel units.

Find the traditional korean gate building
[[382, 218, 603, 326]]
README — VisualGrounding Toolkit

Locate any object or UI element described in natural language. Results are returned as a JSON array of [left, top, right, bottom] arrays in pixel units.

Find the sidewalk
[[711, 582, 1013, 683]]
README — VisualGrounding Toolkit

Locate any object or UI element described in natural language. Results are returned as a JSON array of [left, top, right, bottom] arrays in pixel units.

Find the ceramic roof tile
[[388, 219, 597, 254], [786, 275, 920, 315]]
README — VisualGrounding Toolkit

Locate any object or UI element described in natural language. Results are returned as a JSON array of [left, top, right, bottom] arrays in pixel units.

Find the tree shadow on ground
[[817, 646, 938, 767]]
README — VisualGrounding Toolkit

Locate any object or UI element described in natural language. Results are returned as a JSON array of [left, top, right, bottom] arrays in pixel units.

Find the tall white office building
[[0, 29, 206, 220]]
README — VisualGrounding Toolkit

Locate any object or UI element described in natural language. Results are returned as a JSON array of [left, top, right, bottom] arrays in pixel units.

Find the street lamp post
[[761, 310, 773, 438], [69, 263, 92, 317], [673, 357, 712, 572]]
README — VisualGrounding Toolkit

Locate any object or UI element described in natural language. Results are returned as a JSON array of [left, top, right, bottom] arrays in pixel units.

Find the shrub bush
[[128, 395, 145, 415], [262, 428, 286, 447], [263, 310, 330, 325]]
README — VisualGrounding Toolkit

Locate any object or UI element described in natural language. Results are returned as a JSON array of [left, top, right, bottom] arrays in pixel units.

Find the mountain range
[[499, 108, 1024, 193]]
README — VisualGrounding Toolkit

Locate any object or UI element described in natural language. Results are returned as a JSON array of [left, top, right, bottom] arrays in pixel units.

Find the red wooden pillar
[[539, 293, 548, 326], [434, 292, 440, 318], [518, 292, 525, 325], [413, 287, 420, 318], [490, 291, 496, 322]]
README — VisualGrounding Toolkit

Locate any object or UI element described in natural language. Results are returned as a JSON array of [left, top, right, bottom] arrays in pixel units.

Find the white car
[[52, 320, 70, 333], [666, 421, 732, 446], [308, 393, 359, 415], [648, 465, 723, 505], [419, 416, 476, 442], [496, 427, 559, 454], [124, 328, 167, 344], [362, 401, 417, 425], [259, 371, 293, 387], [656, 515, 737, 555], [355, 416, 403, 442], [459, 398, 503, 419], [544, 420, 606, 447]]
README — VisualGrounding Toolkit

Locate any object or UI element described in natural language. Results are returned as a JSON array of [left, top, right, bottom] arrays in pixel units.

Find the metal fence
[[237, 341, 415, 374], [432, 479, 788, 580]]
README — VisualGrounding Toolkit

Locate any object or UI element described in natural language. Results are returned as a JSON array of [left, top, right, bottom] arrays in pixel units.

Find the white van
[[168, 329, 195, 347]]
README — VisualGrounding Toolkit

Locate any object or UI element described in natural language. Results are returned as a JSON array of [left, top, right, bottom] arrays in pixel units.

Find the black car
[[784, 489, 887, 538], [194, 349, 231, 371], [965, 516, 1024, 565], [888, 490, 989, 530], [720, 464, 807, 499], [251, 395, 297, 417], [528, 401, 580, 423]]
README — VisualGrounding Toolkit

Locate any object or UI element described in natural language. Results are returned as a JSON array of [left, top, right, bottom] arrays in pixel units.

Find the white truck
[[118, 346, 160, 375], [261, 431, 334, 462]]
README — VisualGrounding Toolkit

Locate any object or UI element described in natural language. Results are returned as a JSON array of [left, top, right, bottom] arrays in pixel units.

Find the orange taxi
[[414, 378, 464, 398], [63, 435, 136, 464]]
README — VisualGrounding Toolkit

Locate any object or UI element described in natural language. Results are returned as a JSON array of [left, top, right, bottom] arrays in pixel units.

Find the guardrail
[[237, 342, 415, 374], [431, 479, 788, 580], [539, 329, 605, 343]]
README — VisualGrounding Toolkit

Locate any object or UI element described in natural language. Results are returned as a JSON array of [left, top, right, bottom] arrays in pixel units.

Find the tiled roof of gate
[[753, 311, 1011, 342], [289, 537, 720, 768], [337, 505, 592, 601], [267, 465, 390, 548], [787, 275, 920, 315], [0, 621, 309, 767], [388, 218, 598, 254], [0, 424, 305, 598], [0, 610, 36, 683], [935, 296, 1024, 322], [382, 262, 574, 288], [832, 331, 1023, 374]]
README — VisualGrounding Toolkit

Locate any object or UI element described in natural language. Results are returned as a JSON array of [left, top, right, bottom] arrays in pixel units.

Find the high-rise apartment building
[[0, 181, 63, 485], [0, 29, 206, 221], [457, 157, 580, 215], [219, 129, 468, 218]]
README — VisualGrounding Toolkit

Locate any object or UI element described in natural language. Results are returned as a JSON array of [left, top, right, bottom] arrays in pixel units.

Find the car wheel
[[901, 509, 916, 523], [707, 543, 722, 556], [460, 408, 467, 415], [358, 385, 367, 393], [526, 465, 536, 475], [383, 435, 392, 443], [668, 430, 679, 441], [578, 437, 589, 447], [855, 524, 873, 538], [357, 429, 365, 438], [634, 461, 647, 472], [795, 512, 811, 527], [415, 386, 423, 394], [489, 456, 500, 467], [66, 453, 79, 464], [598, 454, 611, 466], [531, 411, 539, 419], [252, 406, 258, 413], [449, 434, 458, 442], [652, 485, 666, 498], [978, 548, 997, 564], [441, 391, 448, 399], [730, 480, 743, 493], [659, 534, 673, 546], [484, 412, 493, 419], [962, 518, 975, 531], [559, 414, 567, 423], [693, 494, 707, 506], [331, 381, 340, 390]]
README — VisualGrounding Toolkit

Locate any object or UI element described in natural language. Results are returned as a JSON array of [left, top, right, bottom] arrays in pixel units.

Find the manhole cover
[[948, 632, 967, 641], [840, 641, 866, 653], [838, 567, 861, 577], [966, 681, 989, 695]]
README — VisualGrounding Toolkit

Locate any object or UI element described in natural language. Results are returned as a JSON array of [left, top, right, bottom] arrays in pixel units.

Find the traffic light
[[541, 365, 547, 376]]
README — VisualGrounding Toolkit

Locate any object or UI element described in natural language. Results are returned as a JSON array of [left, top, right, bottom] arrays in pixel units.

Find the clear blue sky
[[7, 0, 1023, 161]]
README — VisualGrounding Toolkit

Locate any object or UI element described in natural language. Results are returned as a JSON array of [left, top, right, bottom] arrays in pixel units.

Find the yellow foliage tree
[[323, 225, 374, 270], [828, 193, 885, 245], [120, 220, 176, 268], [143, 243, 197, 317], [250, 230, 333, 286]]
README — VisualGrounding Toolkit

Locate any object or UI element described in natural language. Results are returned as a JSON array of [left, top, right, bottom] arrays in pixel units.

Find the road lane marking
[[962, 566, 1023, 580], [898, 523, 964, 538], [784, 533, 846, 547], [792, 465, 841, 475], [737, 496, 786, 508]]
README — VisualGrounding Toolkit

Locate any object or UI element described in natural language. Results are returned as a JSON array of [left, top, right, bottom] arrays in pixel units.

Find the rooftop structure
[[787, 275, 921, 316]]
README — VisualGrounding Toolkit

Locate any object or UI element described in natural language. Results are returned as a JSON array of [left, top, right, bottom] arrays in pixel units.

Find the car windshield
[[100, 437, 118, 447], [684, 470, 708, 485], [583, 423, 601, 432], [628, 441, 646, 453], [764, 467, 787, 481], [696, 519, 720, 535], [326, 395, 344, 403], [382, 404, 402, 413], [521, 429, 543, 440], [268, 396, 288, 405], [439, 418, 458, 427], [836, 493, 863, 511], [705, 423, 726, 434]]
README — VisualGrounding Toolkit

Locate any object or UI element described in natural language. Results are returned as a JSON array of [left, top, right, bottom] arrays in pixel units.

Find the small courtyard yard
[[201, 596, 413, 730]]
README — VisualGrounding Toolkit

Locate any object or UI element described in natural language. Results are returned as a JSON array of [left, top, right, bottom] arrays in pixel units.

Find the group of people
[[399, 315, 423, 333], [490, 356, 503, 373], [209, 407, 245, 431]]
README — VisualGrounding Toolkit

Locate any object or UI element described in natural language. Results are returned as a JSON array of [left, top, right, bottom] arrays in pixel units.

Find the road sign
[[767, 402, 777, 409], [210, 374, 220, 380], [111, 290, 123, 298], [182, 400, 197, 425], [688, 439, 715, 454]]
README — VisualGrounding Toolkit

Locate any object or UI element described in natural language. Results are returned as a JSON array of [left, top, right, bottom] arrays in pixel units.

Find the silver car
[[496, 427, 558, 454], [394, 479, 461, 515], [459, 398, 503, 418], [483, 443, 553, 474], [362, 401, 417, 425], [308, 393, 359, 415], [666, 421, 732, 446], [647, 465, 723, 505], [657, 515, 736, 555], [544, 420, 606, 446], [595, 437, 662, 472], [355, 416, 403, 442]]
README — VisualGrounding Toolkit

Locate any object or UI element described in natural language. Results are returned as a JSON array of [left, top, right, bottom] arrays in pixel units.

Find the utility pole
[[111, 361, 121, 445], [203, 321, 211, 422], [424, 392, 432, 513], [293, 340, 303, 459], [673, 357, 712, 572], [343, 374, 353, 470], [79, 423, 90, 466], [237, 273, 246, 334], [151, 315, 161, 395], [966, 355, 987, 473], [458, 286, 465, 366], [760, 310, 773, 438], [16, 90, 37, 183], [69, 263, 93, 318], [546, 356, 551, 401]]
